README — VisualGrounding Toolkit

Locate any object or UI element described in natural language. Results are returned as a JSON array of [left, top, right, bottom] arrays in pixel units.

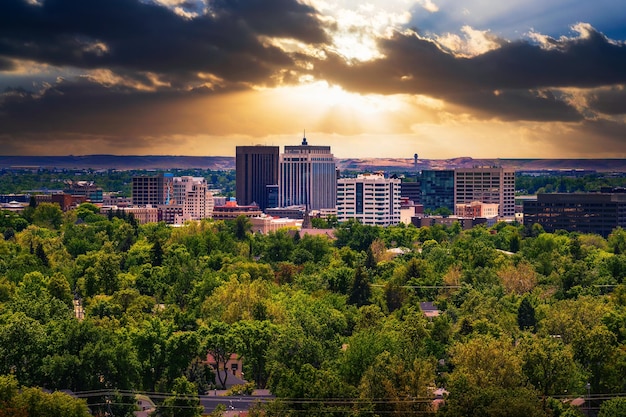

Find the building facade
[[131, 174, 213, 223], [455, 201, 500, 218], [63, 181, 104, 203], [132, 174, 165, 206], [279, 137, 336, 211], [158, 205, 184, 225], [454, 167, 515, 218], [236, 146, 279, 211], [212, 200, 263, 221], [336, 173, 401, 226], [117, 206, 159, 225], [250, 215, 302, 234], [523, 193, 626, 237], [421, 170, 455, 213], [34, 193, 85, 211], [172, 176, 214, 221], [400, 178, 421, 204]]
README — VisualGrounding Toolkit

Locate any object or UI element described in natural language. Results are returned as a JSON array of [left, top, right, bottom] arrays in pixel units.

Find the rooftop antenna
[[302, 129, 308, 146]]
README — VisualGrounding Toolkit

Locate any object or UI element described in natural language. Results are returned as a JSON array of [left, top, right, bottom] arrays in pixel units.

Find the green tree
[[201, 322, 241, 389], [0, 312, 46, 386], [150, 239, 164, 266], [164, 331, 202, 390], [156, 376, 203, 417], [598, 397, 626, 417], [47, 272, 73, 306], [517, 297, 537, 331], [339, 325, 399, 387], [364, 246, 377, 270], [232, 215, 252, 241], [348, 266, 371, 307], [231, 320, 277, 388], [608, 227, 626, 255], [78, 243, 122, 296], [163, 244, 199, 308], [263, 229, 295, 263], [358, 351, 435, 416], [520, 336, 585, 401], [75, 202, 101, 222], [32, 202, 63, 229], [35, 243, 49, 267], [335, 219, 381, 252], [133, 317, 172, 392], [449, 335, 524, 389], [440, 378, 544, 417], [9, 383, 91, 417]]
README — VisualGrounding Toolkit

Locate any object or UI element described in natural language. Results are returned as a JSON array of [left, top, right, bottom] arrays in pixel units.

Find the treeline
[[516, 173, 626, 195], [1, 203, 626, 416], [0, 168, 236, 197]]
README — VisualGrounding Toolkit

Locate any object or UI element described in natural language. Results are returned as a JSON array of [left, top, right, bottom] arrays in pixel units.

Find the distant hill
[[337, 157, 626, 172], [0, 155, 625, 172], [0, 155, 234, 170]]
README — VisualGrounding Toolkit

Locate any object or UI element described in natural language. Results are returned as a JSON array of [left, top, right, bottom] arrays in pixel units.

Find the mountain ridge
[[0, 155, 625, 172]]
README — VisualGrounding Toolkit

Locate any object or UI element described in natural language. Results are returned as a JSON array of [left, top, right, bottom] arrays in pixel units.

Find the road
[[199, 392, 274, 414]]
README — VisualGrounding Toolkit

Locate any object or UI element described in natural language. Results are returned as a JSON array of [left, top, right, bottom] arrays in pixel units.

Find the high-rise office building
[[173, 176, 214, 221], [455, 167, 515, 218], [279, 136, 336, 210], [132, 174, 165, 206], [337, 173, 401, 226], [421, 170, 455, 212], [524, 192, 626, 237], [236, 146, 279, 211], [131, 174, 212, 223], [400, 177, 421, 204]]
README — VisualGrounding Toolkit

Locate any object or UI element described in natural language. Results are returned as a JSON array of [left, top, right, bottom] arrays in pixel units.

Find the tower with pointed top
[[279, 133, 336, 211]]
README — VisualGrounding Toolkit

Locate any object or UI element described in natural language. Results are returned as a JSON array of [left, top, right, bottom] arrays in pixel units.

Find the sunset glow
[[0, 0, 625, 158]]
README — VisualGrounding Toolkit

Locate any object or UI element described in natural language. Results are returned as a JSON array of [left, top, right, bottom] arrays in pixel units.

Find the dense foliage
[[515, 173, 626, 195], [1, 203, 626, 416]]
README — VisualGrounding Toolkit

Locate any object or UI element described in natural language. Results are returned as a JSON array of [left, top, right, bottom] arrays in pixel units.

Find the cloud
[[313, 24, 626, 121], [587, 85, 626, 115], [0, 57, 16, 71], [435, 25, 502, 57], [0, 0, 327, 86], [0, 0, 625, 157]]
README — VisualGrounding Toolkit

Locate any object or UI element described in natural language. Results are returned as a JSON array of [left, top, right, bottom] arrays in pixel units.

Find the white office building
[[337, 173, 401, 226], [279, 136, 336, 211]]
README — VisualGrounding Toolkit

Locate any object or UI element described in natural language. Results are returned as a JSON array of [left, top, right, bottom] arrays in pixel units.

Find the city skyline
[[1, 0, 625, 159]]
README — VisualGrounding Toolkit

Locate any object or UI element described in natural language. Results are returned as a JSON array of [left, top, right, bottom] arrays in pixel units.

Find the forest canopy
[[1, 204, 626, 416]]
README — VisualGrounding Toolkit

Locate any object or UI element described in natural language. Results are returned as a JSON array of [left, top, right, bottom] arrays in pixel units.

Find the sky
[[0, 0, 625, 159]]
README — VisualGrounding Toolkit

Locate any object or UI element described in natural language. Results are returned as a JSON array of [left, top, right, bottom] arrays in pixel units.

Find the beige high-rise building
[[172, 176, 214, 221], [454, 167, 515, 218]]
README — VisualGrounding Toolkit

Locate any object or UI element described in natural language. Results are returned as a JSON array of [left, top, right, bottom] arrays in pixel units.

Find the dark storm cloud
[[567, 118, 626, 156], [0, 57, 16, 71], [0, 0, 327, 84], [0, 76, 243, 136], [314, 27, 626, 121], [587, 86, 626, 115], [447, 90, 583, 122]]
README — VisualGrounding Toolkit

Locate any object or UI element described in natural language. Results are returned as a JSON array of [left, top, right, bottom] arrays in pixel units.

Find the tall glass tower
[[236, 146, 279, 211], [279, 135, 336, 211]]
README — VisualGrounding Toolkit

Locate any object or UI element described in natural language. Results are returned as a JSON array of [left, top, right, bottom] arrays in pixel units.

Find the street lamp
[[585, 382, 591, 417]]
